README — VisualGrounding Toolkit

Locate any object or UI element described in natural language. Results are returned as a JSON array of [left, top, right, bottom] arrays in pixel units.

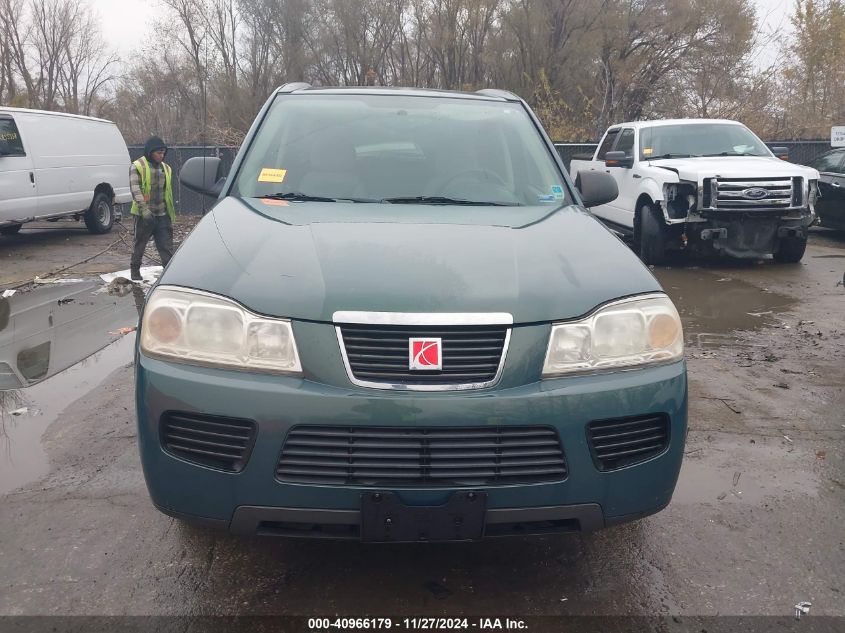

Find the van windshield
[[639, 123, 771, 160], [231, 94, 570, 207]]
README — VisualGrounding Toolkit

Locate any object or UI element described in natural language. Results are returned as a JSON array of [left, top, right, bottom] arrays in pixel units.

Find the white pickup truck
[[569, 119, 819, 264]]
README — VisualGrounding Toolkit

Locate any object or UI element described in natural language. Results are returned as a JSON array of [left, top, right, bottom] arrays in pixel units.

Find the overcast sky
[[89, 0, 796, 65]]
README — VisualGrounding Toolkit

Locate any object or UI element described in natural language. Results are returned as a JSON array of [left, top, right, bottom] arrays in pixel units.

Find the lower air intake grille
[[587, 414, 670, 471], [277, 425, 567, 487], [161, 412, 256, 472]]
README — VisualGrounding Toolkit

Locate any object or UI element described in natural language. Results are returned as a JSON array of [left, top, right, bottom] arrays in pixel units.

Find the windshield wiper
[[650, 153, 699, 159], [701, 152, 765, 157], [382, 196, 516, 206], [260, 192, 338, 202], [260, 192, 381, 203]]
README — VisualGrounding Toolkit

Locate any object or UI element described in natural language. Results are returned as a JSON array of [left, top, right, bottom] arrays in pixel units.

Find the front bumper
[[687, 213, 811, 258], [136, 350, 687, 539]]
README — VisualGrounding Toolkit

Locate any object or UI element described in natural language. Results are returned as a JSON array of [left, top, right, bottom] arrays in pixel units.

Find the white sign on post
[[832, 126, 845, 147]]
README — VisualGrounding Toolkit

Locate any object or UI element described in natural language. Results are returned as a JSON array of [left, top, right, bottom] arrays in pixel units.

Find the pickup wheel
[[0, 224, 22, 236], [638, 204, 668, 266], [773, 234, 807, 263], [85, 192, 114, 234]]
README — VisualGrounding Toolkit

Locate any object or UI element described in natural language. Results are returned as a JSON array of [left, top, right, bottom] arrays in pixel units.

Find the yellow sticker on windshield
[[258, 168, 287, 183], [643, 148, 653, 156]]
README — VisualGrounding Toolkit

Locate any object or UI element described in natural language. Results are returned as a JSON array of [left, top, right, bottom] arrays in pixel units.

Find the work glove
[[140, 206, 154, 223]]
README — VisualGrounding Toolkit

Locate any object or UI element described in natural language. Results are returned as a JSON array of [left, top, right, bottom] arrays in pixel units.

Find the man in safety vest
[[129, 136, 175, 281]]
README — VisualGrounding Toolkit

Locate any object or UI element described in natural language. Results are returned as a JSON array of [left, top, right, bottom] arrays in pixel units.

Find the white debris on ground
[[1, 289, 15, 298], [32, 277, 86, 284], [99, 266, 163, 285]]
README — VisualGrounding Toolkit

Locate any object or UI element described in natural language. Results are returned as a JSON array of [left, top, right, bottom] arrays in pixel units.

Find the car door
[[603, 127, 637, 227], [586, 128, 620, 222], [812, 150, 845, 229], [0, 115, 37, 224]]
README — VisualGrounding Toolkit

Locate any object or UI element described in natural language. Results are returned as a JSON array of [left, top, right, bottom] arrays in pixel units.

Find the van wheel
[[85, 192, 114, 234], [638, 204, 668, 266], [773, 234, 807, 263], [0, 224, 22, 236]]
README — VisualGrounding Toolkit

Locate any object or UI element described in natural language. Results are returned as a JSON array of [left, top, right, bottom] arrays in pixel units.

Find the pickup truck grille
[[276, 425, 568, 486], [337, 324, 509, 389], [708, 177, 800, 210]]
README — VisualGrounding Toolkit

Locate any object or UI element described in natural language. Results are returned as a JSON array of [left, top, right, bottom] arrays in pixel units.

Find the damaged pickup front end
[[658, 171, 819, 261]]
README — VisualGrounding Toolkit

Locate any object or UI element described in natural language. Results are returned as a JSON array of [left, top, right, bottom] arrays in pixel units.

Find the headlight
[[542, 294, 683, 377], [664, 181, 697, 218], [140, 286, 302, 374], [808, 179, 819, 206]]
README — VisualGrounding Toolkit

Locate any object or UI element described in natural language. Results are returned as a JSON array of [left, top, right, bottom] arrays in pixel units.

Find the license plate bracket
[[360, 491, 487, 543]]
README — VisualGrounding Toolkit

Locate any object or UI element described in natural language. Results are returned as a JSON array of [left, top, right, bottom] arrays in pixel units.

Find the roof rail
[[278, 82, 312, 93], [475, 89, 520, 101]]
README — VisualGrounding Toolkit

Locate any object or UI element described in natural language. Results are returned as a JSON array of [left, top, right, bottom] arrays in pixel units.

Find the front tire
[[773, 234, 807, 263], [638, 204, 668, 266], [85, 192, 114, 234], [0, 224, 22, 236]]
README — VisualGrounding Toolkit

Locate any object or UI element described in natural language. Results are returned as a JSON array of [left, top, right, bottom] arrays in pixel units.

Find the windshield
[[231, 94, 570, 206], [639, 123, 772, 160]]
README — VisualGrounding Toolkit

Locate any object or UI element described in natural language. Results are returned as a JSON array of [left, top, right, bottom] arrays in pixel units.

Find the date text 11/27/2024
[[308, 618, 529, 630]]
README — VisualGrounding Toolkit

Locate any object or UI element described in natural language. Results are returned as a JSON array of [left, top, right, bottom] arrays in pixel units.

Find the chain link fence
[[765, 140, 832, 166], [130, 140, 833, 215]]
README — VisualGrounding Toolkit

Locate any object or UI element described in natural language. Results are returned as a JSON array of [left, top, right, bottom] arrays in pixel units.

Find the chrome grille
[[276, 425, 568, 486], [587, 414, 670, 471], [337, 324, 509, 389], [712, 177, 797, 210]]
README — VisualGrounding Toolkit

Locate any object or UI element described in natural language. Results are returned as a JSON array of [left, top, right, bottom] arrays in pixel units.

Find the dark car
[[810, 148, 845, 230], [134, 85, 688, 542]]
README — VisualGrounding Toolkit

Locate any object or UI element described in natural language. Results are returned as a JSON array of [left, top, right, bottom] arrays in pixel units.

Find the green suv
[[135, 85, 687, 541]]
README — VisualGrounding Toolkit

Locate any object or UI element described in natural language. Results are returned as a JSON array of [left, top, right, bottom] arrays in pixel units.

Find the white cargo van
[[0, 107, 132, 236]]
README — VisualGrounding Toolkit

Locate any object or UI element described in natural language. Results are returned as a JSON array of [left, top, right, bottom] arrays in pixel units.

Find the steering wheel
[[437, 169, 509, 191]]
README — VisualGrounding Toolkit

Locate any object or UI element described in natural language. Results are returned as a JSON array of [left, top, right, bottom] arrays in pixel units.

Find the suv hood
[[161, 198, 661, 324], [647, 156, 818, 182]]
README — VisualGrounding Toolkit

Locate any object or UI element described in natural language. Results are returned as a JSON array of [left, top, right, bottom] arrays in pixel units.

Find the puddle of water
[[0, 281, 145, 495], [673, 444, 820, 506], [0, 334, 136, 495], [0, 281, 143, 388], [653, 269, 796, 347]]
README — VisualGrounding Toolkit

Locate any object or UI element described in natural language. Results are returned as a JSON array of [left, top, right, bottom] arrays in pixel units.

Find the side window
[[596, 129, 619, 160], [812, 151, 845, 174], [0, 117, 25, 156], [615, 128, 635, 157]]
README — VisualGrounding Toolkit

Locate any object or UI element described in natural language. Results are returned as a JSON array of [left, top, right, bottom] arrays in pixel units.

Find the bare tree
[[0, 0, 117, 114], [98, 0, 838, 144], [60, 9, 119, 114], [308, 0, 404, 85], [30, 0, 83, 110], [777, 0, 845, 138], [0, 0, 37, 106], [160, 0, 210, 123]]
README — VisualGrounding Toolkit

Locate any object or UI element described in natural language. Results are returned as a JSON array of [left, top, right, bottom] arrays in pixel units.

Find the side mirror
[[180, 156, 225, 197], [605, 151, 634, 169], [771, 146, 789, 161], [575, 171, 618, 208]]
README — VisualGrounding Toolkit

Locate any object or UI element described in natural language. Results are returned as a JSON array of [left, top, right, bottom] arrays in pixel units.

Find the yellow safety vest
[[130, 156, 175, 221]]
